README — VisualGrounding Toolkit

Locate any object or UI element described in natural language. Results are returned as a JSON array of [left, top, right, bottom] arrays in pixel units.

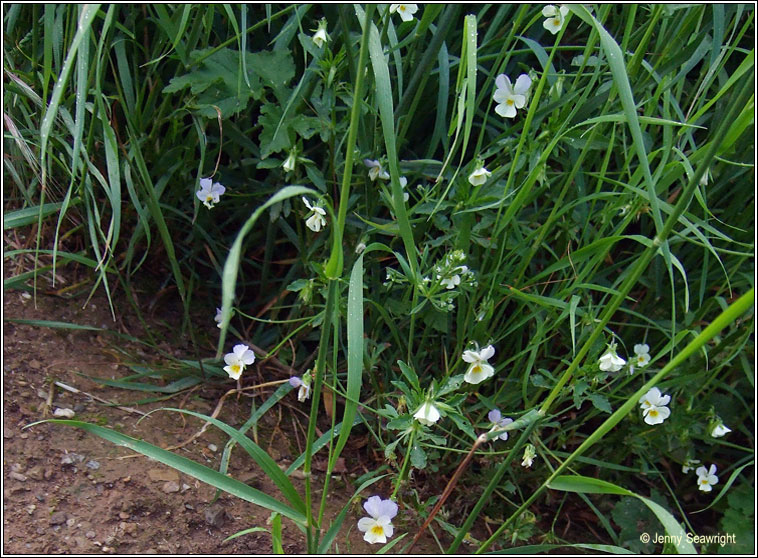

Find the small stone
[[204, 505, 227, 527], [162, 481, 180, 493], [26, 504, 36, 515], [21, 291, 32, 300], [19, 433, 29, 440], [119, 522, 137, 536], [147, 468, 179, 483], [118, 512, 130, 520], [10, 472, 28, 482], [85, 460, 100, 471], [85, 531, 96, 539], [207, 443, 218, 452], [37, 389, 49, 400], [11, 463, 25, 473], [50, 512, 67, 525], [61, 453, 86, 465], [54, 408, 76, 418], [28, 359, 42, 369], [4, 430, 13, 439], [180, 483, 190, 493], [66, 518, 76, 528], [26, 465, 45, 480]]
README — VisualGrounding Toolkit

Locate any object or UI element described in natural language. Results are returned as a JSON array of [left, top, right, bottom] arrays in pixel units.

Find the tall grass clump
[[6, 3, 754, 554]]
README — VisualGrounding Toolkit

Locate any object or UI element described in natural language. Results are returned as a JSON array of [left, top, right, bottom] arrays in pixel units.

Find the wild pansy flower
[[389, 4, 419, 22], [542, 4, 569, 35], [695, 464, 719, 492], [639, 387, 670, 425], [598, 344, 626, 372], [214, 307, 223, 328], [357, 496, 398, 544], [302, 197, 327, 232], [633, 344, 651, 368], [682, 458, 701, 474], [312, 18, 329, 48], [439, 265, 468, 290], [463, 345, 496, 385], [196, 177, 226, 209], [363, 158, 390, 181], [487, 409, 513, 441], [468, 164, 491, 186], [223, 344, 256, 380], [413, 400, 441, 426], [282, 148, 297, 173], [710, 421, 732, 438], [289, 373, 312, 402], [522, 444, 537, 468], [493, 74, 532, 118]]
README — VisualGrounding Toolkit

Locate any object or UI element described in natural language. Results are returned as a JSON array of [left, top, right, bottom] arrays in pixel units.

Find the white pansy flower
[[389, 4, 419, 23], [522, 444, 537, 468], [223, 344, 256, 380], [302, 197, 327, 232], [439, 265, 468, 290], [282, 149, 297, 173], [598, 345, 626, 372], [214, 307, 223, 328], [682, 458, 701, 474], [312, 18, 329, 48], [695, 464, 719, 492], [639, 387, 671, 425], [363, 159, 390, 181], [493, 74, 532, 118], [487, 409, 513, 441], [196, 177, 226, 209], [413, 401, 441, 426], [468, 164, 492, 186], [711, 422, 732, 438], [633, 344, 651, 368], [462, 345, 496, 385], [289, 375, 312, 402], [357, 496, 399, 544], [542, 4, 569, 35]]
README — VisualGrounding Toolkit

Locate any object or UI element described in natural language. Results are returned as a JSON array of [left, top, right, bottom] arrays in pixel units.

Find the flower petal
[[513, 74, 532, 95]]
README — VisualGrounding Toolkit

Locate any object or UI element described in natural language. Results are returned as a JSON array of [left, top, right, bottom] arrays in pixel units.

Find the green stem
[[391, 427, 417, 500]]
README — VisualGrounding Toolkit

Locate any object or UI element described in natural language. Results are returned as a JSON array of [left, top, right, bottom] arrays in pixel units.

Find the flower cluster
[[418, 250, 476, 312], [223, 344, 256, 380], [358, 496, 398, 544], [598, 340, 650, 375]]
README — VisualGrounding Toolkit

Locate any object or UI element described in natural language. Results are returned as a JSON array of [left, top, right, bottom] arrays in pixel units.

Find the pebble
[[85, 531, 96, 539], [53, 408, 76, 418], [66, 518, 76, 528], [204, 505, 227, 527], [162, 481, 180, 494], [207, 443, 218, 452], [4, 430, 13, 439], [49, 512, 67, 525], [61, 453, 87, 465], [26, 504, 36, 515], [26, 465, 45, 480], [10, 472, 28, 482], [118, 512, 130, 520], [85, 460, 100, 471]]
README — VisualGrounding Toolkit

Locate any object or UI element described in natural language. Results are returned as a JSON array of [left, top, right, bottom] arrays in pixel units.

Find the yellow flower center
[[371, 525, 385, 536], [506, 99, 514, 106], [399, 5, 406, 12], [700, 478, 709, 485], [230, 364, 241, 374], [206, 195, 214, 202], [552, 18, 561, 27], [649, 409, 659, 418]]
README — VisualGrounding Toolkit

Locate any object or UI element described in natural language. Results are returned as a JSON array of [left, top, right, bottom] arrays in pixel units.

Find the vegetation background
[[3, 3, 755, 554]]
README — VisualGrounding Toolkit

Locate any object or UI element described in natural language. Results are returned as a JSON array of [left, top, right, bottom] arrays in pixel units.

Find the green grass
[[5, 3, 754, 555]]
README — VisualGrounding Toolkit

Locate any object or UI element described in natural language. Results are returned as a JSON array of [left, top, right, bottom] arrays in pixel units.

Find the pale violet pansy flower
[[487, 409, 513, 441], [364, 159, 390, 181], [682, 458, 701, 474], [223, 344, 256, 380], [357, 496, 399, 544], [633, 344, 651, 368], [542, 4, 569, 35], [312, 18, 329, 48], [282, 149, 297, 173], [389, 4, 419, 23], [695, 464, 719, 492], [639, 387, 671, 425], [413, 400, 441, 426], [493, 74, 532, 118], [289, 374, 312, 402], [522, 444, 537, 468], [598, 344, 626, 372], [196, 177, 226, 209], [468, 164, 491, 186], [463, 345, 496, 385], [711, 422, 732, 438], [302, 197, 327, 232]]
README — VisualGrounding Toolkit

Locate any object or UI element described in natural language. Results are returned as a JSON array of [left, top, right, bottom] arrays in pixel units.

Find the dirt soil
[[2, 285, 442, 555]]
